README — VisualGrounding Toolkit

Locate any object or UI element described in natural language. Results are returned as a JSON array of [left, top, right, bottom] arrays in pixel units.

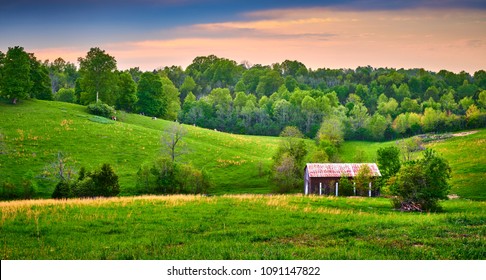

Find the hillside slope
[[0, 100, 289, 196], [1, 100, 484, 200], [339, 130, 486, 200]]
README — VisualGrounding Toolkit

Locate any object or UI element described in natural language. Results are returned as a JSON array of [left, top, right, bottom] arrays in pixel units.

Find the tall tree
[[161, 76, 181, 120], [272, 126, 308, 193], [1, 46, 32, 103], [29, 53, 52, 100], [115, 71, 138, 112], [78, 47, 117, 104], [136, 72, 165, 117], [376, 146, 401, 186]]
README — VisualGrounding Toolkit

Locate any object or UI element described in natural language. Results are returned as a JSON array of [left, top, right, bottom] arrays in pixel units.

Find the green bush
[[136, 157, 210, 194], [390, 149, 451, 212], [87, 102, 115, 118], [0, 180, 36, 200], [339, 175, 354, 196], [52, 181, 71, 199], [52, 164, 120, 198], [54, 88, 76, 103]]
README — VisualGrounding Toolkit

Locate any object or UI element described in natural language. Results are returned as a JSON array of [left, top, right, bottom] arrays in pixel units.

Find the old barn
[[304, 163, 381, 197]]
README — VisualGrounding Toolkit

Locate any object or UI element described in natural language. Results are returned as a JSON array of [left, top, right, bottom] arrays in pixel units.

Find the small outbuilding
[[304, 163, 381, 197]]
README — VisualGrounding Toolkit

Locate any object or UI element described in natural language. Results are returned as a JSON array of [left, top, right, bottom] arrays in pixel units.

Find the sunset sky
[[1, 0, 485, 73]]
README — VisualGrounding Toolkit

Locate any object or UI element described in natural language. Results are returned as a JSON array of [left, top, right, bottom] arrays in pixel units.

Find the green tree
[[354, 164, 373, 196], [400, 97, 421, 113], [115, 71, 137, 112], [29, 54, 52, 100], [349, 103, 370, 139], [90, 163, 120, 197], [391, 149, 451, 211], [367, 113, 388, 141], [459, 96, 474, 112], [478, 90, 486, 109], [136, 72, 165, 117], [301, 95, 319, 135], [256, 70, 284, 97], [376, 146, 401, 192], [161, 76, 181, 120], [317, 115, 345, 147], [272, 126, 308, 193], [440, 90, 458, 113], [377, 95, 399, 117], [1, 46, 32, 103], [54, 88, 76, 103], [78, 47, 117, 104], [179, 76, 196, 100]]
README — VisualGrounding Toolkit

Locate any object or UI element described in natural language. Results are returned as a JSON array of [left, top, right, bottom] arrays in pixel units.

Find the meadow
[[0, 100, 284, 196], [1, 100, 485, 200], [0, 195, 484, 260]]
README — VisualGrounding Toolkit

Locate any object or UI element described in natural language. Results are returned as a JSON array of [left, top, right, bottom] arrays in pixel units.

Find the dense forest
[[1, 46, 486, 142]]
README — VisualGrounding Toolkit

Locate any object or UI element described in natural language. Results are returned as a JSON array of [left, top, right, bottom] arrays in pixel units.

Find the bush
[[339, 175, 354, 196], [52, 181, 71, 199], [136, 157, 210, 195], [54, 88, 76, 103], [51, 164, 120, 198], [87, 102, 115, 118], [390, 149, 451, 212], [0, 180, 36, 200], [90, 163, 120, 197]]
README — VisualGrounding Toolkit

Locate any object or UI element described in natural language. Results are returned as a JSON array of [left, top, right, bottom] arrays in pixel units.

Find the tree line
[[1, 46, 486, 142]]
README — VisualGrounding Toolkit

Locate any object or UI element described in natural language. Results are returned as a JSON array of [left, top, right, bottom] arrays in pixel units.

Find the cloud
[[29, 6, 486, 74]]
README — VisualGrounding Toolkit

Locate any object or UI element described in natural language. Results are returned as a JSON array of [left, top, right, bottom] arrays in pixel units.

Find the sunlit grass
[[0, 194, 484, 260]]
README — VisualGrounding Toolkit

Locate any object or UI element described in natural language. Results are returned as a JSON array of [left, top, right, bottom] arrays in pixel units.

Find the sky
[[1, 0, 485, 73]]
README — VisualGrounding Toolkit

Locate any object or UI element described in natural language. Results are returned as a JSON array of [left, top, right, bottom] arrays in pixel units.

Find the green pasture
[[0, 100, 286, 195], [1, 195, 484, 260], [0, 100, 485, 200]]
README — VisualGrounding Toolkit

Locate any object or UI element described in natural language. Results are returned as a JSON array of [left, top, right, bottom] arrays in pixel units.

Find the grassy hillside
[[427, 130, 486, 200], [0, 100, 290, 196], [339, 130, 486, 200], [1, 100, 484, 200], [1, 195, 484, 260]]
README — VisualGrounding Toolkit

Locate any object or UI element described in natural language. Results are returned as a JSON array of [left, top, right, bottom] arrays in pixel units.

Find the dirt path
[[452, 131, 478, 137]]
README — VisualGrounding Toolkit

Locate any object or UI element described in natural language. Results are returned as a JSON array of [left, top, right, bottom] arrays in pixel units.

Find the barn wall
[[306, 176, 380, 197]]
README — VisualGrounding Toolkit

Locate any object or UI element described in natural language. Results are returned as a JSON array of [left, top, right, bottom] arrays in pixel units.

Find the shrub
[[87, 102, 115, 118], [338, 175, 354, 196], [135, 157, 210, 194], [54, 88, 76, 103], [52, 164, 120, 198], [52, 181, 71, 199], [0, 180, 36, 200], [90, 163, 120, 197], [390, 149, 451, 212]]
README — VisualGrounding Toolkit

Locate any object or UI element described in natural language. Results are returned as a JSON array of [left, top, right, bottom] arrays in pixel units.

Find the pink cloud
[[32, 7, 486, 73]]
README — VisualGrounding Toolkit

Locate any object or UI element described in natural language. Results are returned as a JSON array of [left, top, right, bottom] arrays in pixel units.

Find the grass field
[[0, 100, 288, 196], [339, 130, 486, 200], [1, 195, 484, 260], [1, 99, 485, 200]]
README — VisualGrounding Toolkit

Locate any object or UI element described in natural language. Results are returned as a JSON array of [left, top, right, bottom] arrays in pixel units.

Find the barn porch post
[[319, 183, 322, 196], [335, 181, 339, 197], [368, 182, 372, 197], [353, 182, 356, 196]]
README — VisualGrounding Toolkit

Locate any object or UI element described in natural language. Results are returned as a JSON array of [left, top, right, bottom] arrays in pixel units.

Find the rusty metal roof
[[305, 163, 381, 178]]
